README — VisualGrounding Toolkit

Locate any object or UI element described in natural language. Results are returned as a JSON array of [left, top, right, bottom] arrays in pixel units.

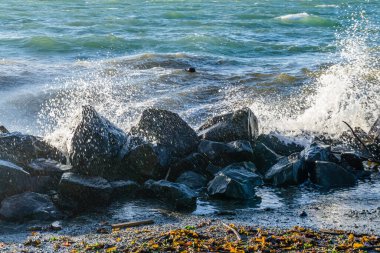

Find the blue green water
[[0, 0, 379, 140]]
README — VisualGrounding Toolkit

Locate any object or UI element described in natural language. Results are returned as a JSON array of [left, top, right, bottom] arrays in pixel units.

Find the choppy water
[[0, 0, 380, 238]]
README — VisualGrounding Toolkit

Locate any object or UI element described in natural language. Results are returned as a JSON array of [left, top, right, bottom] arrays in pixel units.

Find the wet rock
[[265, 153, 307, 186], [175, 171, 207, 190], [0, 192, 62, 221], [110, 180, 140, 198], [120, 143, 162, 181], [300, 211, 308, 217], [223, 161, 258, 174], [69, 105, 130, 179], [0, 132, 66, 167], [0, 160, 31, 201], [143, 180, 197, 211], [205, 163, 223, 176], [30, 176, 54, 193], [300, 142, 338, 173], [168, 153, 209, 180], [340, 152, 365, 170], [58, 172, 112, 209], [198, 107, 259, 142], [198, 140, 254, 166], [310, 161, 357, 188], [0, 126, 9, 134], [207, 166, 263, 199], [252, 143, 282, 176], [256, 134, 304, 156], [186, 67, 196, 73], [369, 116, 380, 141], [27, 158, 72, 179], [133, 108, 199, 157]]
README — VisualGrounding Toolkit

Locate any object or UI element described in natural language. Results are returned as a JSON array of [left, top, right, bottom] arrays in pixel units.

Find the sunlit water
[[0, 0, 380, 238]]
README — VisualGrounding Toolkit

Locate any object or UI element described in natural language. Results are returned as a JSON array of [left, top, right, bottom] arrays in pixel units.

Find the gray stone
[[0, 132, 66, 167], [69, 105, 129, 179], [0, 126, 9, 134], [144, 180, 197, 211], [252, 143, 282, 176], [27, 158, 72, 178], [58, 172, 112, 209], [198, 140, 254, 166], [110, 180, 140, 198], [198, 107, 259, 142], [0, 192, 62, 221], [133, 108, 199, 157], [256, 134, 304, 156], [207, 165, 263, 199], [0, 160, 31, 201], [175, 171, 207, 190], [265, 154, 307, 186], [311, 161, 357, 188], [168, 153, 209, 181]]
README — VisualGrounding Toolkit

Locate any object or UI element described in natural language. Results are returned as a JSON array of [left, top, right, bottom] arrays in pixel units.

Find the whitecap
[[315, 4, 339, 8], [275, 12, 311, 21]]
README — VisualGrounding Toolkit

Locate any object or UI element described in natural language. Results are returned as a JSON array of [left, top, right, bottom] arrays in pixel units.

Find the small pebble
[[300, 211, 308, 217]]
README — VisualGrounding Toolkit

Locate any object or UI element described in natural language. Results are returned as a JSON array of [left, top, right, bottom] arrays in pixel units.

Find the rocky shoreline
[[1, 106, 380, 251]]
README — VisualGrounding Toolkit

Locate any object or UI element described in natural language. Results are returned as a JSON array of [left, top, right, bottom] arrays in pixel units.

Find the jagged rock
[[0, 192, 62, 221], [265, 153, 307, 186], [256, 134, 304, 156], [310, 161, 357, 188], [340, 152, 365, 170], [120, 144, 162, 181], [369, 116, 380, 141], [198, 140, 254, 166], [58, 172, 112, 210], [198, 108, 259, 142], [207, 165, 263, 199], [0, 160, 31, 201], [69, 105, 130, 179], [110, 180, 140, 198], [0, 132, 66, 167], [300, 142, 339, 173], [168, 153, 209, 181], [132, 108, 199, 157], [27, 158, 71, 178], [143, 180, 197, 211], [175, 171, 207, 190], [30, 176, 54, 193], [0, 126, 9, 134], [252, 143, 282, 175]]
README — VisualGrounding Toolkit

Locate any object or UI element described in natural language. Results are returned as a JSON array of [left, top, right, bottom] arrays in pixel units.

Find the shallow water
[[0, 0, 380, 240]]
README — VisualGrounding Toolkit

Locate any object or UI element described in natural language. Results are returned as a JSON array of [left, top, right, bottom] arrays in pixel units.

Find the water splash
[[252, 11, 380, 136]]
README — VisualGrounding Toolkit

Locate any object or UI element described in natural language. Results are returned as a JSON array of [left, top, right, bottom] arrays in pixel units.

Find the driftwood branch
[[222, 222, 241, 241], [342, 121, 375, 159], [111, 219, 154, 229]]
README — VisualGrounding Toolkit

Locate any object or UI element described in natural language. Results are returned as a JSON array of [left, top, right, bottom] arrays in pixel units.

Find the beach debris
[[222, 222, 241, 241], [111, 219, 154, 229]]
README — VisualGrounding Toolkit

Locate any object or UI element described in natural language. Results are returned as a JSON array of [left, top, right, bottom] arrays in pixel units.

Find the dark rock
[[175, 171, 207, 190], [110, 180, 140, 199], [223, 161, 258, 174], [198, 140, 254, 166], [168, 153, 209, 180], [207, 166, 263, 199], [186, 67, 196, 73], [133, 108, 199, 157], [300, 211, 308, 217], [256, 134, 304, 156], [30, 176, 54, 193], [310, 161, 357, 188], [340, 152, 365, 170], [205, 163, 223, 176], [143, 180, 197, 211], [198, 108, 259, 142], [58, 172, 112, 209], [0, 160, 31, 201], [0, 132, 66, 167], [69, 106, 130, 179], [265, 154, 307, 186], [252, 143, 282, 175], [27, 158, 72, 179], [0, 126, 9, 134], [120, 143, 162, 181], [369, 116, 380, 141], [0, 192, 62, 221], [300, 142, 338, 173]]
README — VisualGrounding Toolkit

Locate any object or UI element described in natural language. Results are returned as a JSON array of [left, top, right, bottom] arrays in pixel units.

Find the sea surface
[[1, 0, 380, 240]]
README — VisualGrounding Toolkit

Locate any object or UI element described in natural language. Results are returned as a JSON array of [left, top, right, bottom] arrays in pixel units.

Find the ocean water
[[1, 1, 380, 239], [0, 0, 379, 147]]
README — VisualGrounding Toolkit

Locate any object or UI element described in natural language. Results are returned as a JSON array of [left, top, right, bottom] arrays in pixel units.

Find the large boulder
[[175, 171, 207, 190], [300, 142, 338, 173], [132, 108, 199, 157], [310, 161, 357, 188], [252, 143, 282, 175], [0, 160, 31, 201], [198, 108, 259, 142], [207, 165, 263, 199], [0, 192, 62, 221], [265, 153, 307, 186], [0, 132, 66, 167], [69, 106, 130, 178], [256, 134, 304, 156], [58, 172, 112, 209], [27, 158, 72, 179], [143, 180, 197, 211], [168, 153, 209, 181], [0, 126, 9, 134], [110, 180, 140, 199], [198, 140, 254, 166]]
